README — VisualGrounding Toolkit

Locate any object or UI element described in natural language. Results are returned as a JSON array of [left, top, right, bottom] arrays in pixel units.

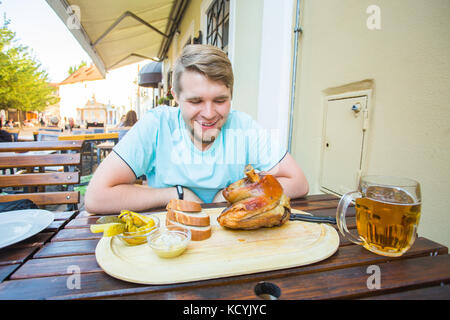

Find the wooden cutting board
[[95, 208, 339, 285]]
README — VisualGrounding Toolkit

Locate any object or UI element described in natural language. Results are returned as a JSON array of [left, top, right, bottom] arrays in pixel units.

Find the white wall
[[256, 0, 294, 152], [230, 0, 264, 119], [292, 0, 450, 247]]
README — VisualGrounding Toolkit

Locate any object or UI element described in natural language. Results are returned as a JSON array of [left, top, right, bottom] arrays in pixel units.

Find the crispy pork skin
[[218, 165, 291, 230]]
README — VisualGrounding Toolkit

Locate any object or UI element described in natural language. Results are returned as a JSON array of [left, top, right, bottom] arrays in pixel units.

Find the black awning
[[138, 62, 162, 88]]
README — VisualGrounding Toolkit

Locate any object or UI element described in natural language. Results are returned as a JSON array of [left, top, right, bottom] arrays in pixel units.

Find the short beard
[[189, 125, 220, 149]]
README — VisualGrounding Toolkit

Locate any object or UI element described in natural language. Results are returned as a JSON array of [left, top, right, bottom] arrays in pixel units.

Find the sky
[[0, 0, 91, 83]]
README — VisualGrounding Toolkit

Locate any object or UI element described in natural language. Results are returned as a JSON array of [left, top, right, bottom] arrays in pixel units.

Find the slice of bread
[[166, 217, 212, 241], [166, 209, 210, 227], [166, 199, 202, 212]]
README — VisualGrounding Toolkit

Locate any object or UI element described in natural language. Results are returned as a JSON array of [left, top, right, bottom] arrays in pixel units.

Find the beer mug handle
[[336, 191, 363, 245]]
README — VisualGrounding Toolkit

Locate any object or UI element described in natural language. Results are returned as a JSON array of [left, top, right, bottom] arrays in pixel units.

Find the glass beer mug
[[336, 176, 421, 257]]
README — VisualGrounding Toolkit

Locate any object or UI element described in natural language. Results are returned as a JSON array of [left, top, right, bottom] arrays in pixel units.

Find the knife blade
[[289, 213, 336, 224]]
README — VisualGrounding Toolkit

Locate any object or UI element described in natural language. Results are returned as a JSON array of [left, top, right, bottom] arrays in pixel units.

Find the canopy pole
[[287, 0, 302, 153], [158, 0, 190, 60]]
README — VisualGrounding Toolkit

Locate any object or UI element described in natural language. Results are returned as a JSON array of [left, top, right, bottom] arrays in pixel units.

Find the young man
[[85, 45, 308, 214]]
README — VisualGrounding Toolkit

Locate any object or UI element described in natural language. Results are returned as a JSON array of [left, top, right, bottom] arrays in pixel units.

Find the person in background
[[5, 120, 14, 128], [48, 116, 60, 127], [116, 114, 126, 127], [0, 121, 12, 142], [23, 119, 34, 127], [65, 117, 80, 131], [120, 110, 138, 127]]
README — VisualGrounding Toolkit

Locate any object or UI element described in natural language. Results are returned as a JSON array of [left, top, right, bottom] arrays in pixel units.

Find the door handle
[[352, 103, 361, 113]]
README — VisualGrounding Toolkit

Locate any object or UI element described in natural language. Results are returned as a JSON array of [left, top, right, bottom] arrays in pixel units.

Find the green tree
[[67, 60, 87, 75], [0, 20, 58, 112]]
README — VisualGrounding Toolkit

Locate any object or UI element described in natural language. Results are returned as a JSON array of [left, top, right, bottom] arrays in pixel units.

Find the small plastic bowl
[[116, 215, 160, 246], [147, 225, 191, 258]]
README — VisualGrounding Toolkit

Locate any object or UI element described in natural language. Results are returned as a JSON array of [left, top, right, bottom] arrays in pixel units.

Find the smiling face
[[173, 70, 231, 150]]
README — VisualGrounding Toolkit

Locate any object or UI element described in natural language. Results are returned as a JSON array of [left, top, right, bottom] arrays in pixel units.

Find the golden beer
[[337, 175, 421, 257], [356, 197, 421, 256]]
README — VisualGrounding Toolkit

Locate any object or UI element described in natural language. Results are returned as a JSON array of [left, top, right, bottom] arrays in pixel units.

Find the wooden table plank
[[291, 199, 340, 211], [102, 254, 450, 300], [302, 206, 355, 217], [278, 254, 450, 300], [54, 211, 78, 221], [65, 217, 103, 229], [9, 232, 54, 249], [75, 211, 102, 218], [50, 228, 101, 242], [45, 220, 66, 232], [9, 255, 102, 280], [291, 194, 340, 202], [58, 132, 118, 141], [8, 237, 445, 283], [0, 272, 145, 300], [34, 240, 99, 258], [0, 247, 38, 266], [0, 264, 20, 282]]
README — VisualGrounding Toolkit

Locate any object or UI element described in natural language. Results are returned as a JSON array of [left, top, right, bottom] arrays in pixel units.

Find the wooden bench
[[0, 140, 84, 210]]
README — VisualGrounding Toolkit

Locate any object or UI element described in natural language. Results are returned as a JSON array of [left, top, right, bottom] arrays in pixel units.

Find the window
[[206, 0, 230, 53]]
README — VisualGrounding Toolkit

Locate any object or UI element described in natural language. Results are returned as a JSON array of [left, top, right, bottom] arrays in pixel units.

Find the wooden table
[[57, 132, 119, 142], [0, 194, 448, 301]]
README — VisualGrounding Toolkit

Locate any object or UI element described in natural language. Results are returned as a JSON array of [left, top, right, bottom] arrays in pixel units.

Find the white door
[[320, 95, 368, 195]]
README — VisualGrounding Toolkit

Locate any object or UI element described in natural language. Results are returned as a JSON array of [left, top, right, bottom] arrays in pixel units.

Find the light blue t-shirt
[[113, 106, 286, 203]]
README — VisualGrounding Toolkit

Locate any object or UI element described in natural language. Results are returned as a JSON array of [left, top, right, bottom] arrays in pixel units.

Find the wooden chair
[[4, 128, 19, 142], [0, 140, 84, 211], [37, 131, 61, 141], [96, 127, 131, 165]]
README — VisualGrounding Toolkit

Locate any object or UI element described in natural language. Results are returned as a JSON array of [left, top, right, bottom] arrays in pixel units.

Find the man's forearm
[[85, 184, 178, 214]]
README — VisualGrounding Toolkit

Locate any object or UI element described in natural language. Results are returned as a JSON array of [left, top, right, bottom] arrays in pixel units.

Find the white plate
[[0, 209, 54, 249]]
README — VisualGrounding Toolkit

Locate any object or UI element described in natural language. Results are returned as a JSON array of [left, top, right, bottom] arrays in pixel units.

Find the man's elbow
[[294, 175, 309, 198], [84, 186, 102, 214], [299, 180, 309, 198], [84, 192, 95, 213]]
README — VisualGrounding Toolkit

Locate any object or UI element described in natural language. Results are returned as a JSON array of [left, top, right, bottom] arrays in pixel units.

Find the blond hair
[[172, 44, 234, 96]]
